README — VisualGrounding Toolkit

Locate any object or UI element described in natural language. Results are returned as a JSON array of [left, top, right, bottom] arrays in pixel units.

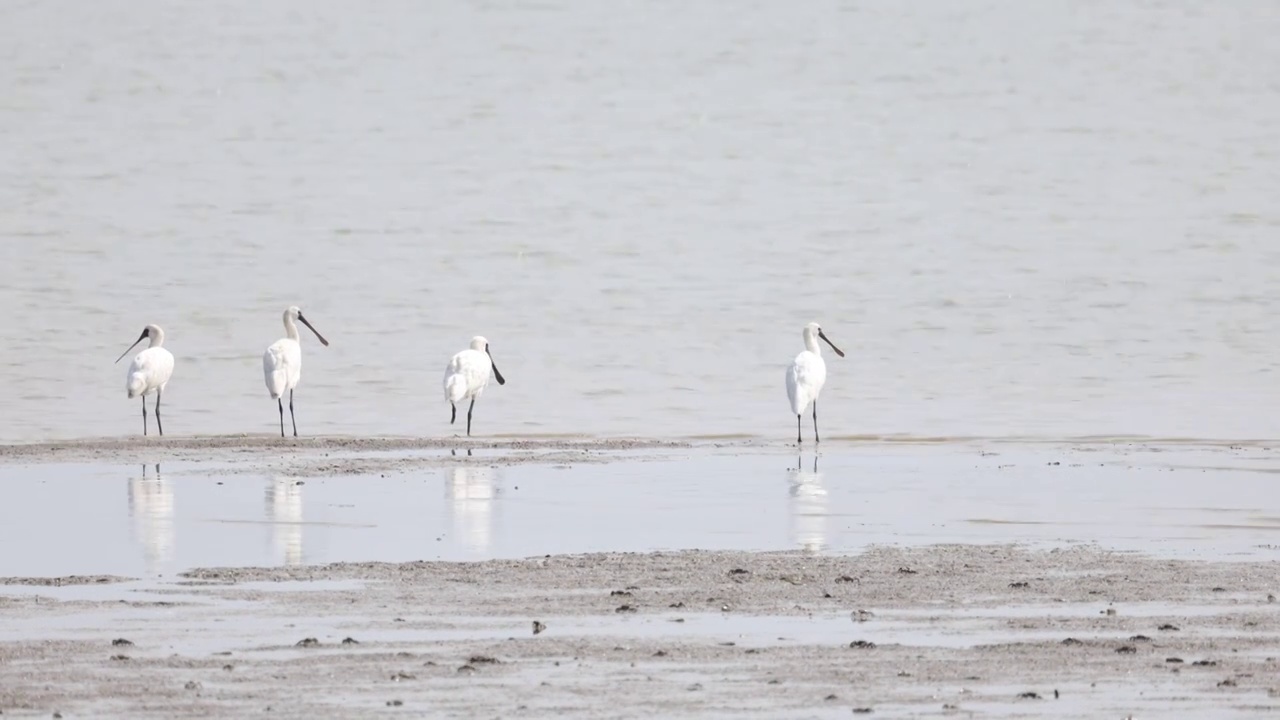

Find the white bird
[[263, 306, 329, 437], [443, 336, 506, 437], [115, 324, 176, 437], [785, 321, 845, 444]]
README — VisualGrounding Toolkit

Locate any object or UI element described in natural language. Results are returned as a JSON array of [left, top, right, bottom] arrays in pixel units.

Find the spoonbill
[[444, 336, 506, 436], [115, 324, 175, 437], [785, 322, 845, 444], [263, 306, 329, 437]]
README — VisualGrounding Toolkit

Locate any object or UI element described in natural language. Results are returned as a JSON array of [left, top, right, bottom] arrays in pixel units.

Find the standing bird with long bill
[[785, 321, 845, 444], [444, 336, 506, 437], [115, 324, 175, 436], [263, 306, 329, 437]]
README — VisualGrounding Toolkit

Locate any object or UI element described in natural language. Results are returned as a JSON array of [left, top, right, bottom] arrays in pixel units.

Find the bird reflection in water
[[788, 454, 827, 553], [445, 464, 498, 553], [265, 477, 304, 566], [128, 463, 174, 574]]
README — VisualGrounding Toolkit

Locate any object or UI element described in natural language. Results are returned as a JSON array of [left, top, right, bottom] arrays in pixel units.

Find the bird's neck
[[804, 334, 821, 354], [148, 329, 166, 348], [284, 317, 300, 341]]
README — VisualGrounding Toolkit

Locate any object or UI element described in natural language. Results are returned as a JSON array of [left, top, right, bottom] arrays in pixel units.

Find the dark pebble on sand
[[341, 637, 359, 645], [1061, 638, 1083, 646], [897, 567, 917, 575], [849, 640, 876, 649], [184, 681, 201, 691], [1192, 660, 1218, 667], [1218, 678, 1237, 687], [1116, 645, 1137, 654], [1130, 635, 1152, 642], [616, 604, 638, 613], [1158, 623, 1180, 631], [852, 708, 873, 714], [1009, 581, 1029, 589], [111, 638, 133, 647], [295, 638, 319, 647], [469, 656, 500, 665], [532, 621, 547, 635], [1166, 657, 1184, 664], [386, 700, 403, 707], [1017, 692, 1041, 700]]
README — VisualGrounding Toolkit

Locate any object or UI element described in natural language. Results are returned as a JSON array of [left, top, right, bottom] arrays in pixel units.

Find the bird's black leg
[[466, 398, 475, 437], [156, 389, 164, 437], [796, 414, 802, 445], [813, 402, 820, 444], [142, 395, 148, 437], [289, 389, 297, 437], [277, 398, 285, 438], [451, 404, 456, 424]]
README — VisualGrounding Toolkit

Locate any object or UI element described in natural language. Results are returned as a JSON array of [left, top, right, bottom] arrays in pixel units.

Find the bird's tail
[[445, 373, 468, 404], [127, 372, 147, 399]]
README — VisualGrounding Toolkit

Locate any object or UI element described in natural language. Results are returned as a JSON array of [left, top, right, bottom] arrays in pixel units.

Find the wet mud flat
[[2, 545, 1279, 718], [0, 435, 693, 476]]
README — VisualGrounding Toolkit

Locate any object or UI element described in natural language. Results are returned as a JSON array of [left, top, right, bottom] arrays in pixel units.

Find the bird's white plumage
[[263, 307, 311, 399], [444, 336, 495, 404], [126, 326, 174, 399], [263, 338, 302, 400], [785, 323, 829, 416]]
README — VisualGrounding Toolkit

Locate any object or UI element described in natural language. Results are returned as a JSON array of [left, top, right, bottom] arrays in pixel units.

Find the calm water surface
[[2, 1, 1279, 442]]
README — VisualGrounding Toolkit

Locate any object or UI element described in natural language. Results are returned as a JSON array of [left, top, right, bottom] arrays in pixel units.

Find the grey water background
[[3, 0, 1280, 442]]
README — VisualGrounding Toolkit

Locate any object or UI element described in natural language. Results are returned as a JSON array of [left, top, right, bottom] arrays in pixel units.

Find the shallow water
[[2, 1, 1280, 442], [2, 444, 1277, 578]]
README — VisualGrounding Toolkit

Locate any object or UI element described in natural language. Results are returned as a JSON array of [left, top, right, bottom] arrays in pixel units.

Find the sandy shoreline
[[0, 435, 698, 475], [2, 544, 1277, 718]]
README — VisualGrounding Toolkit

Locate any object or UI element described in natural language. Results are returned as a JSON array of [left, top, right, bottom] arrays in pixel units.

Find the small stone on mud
[[616, 604, 638, 613], [532, 621, 547, 635], [295, 638, 319, 647], [1017, 692, 1041, 699], [852, 610, 874, 622], [457, 665, 477, 674], [391, 672, 415, 681], [653, 650, 667, 657], [110, 655, 129, 661], [222, 664, 234, 671], [111, 638, 133, 647], [610, 590, 632, 597], [1218, 678, 1237, 687], [1192, 660, 1218, 667], [1009, 581, 1029, 589], [469, 656, 500, 665], [849, 640, 876, 649], [386, 700, 403, 707], [897, 567, 917, 575], [687, 683, 702, 691], [341, 637, 359, 645], [184, 681, 201, 691], [1061, 638, 1083, 646], [836, 575, 858, 583], [852, 708, 873, 714], [825, 694, 838, 701], [1158, 623, 1180, 631], [669, 602, 685, 608], [1211, 587, 1226, 592], [1129, 635, 1152, 642], [728, 568, 749, 576], [1166, 657, 1184, 663], [1116, 645, 1137, 654], [1104, 608, 1117, 616]]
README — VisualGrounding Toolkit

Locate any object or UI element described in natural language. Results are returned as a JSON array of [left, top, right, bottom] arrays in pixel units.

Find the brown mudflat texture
[[0, 435, 692, 475], [2, 545, 1278, 718]]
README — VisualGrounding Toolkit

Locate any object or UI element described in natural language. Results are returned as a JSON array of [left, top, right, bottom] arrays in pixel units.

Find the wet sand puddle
[[1, 441, 1278, 578]]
